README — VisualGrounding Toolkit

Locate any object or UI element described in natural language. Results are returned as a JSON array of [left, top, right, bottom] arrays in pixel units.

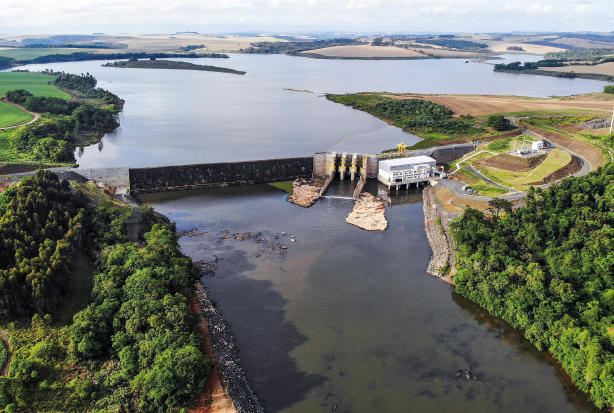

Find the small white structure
[[531, 140, 544, 151], [378, 156, 437, 190]]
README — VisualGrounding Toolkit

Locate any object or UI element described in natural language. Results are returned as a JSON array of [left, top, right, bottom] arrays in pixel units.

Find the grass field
[[0, 47, 100, 60], [269, 181, 294, 194], [539, 62, 614, 77], [0, 72, 70, 99], [480, 148, 571, 186], [0, 100, 34, 128]]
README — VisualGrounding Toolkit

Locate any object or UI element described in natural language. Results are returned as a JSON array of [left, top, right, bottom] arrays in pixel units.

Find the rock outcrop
[[346, 193, 387, 231], [288, 178, 323, 208]]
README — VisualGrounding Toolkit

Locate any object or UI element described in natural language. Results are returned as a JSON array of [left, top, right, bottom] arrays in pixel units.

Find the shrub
[[486, 114, 511, 131], [605, 85, 614, 94]]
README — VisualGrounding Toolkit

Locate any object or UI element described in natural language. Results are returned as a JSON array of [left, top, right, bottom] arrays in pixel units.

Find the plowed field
[[384, 94, 614, 117]]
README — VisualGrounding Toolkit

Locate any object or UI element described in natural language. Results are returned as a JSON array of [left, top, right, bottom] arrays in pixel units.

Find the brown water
[[139, 184, 603, 413]]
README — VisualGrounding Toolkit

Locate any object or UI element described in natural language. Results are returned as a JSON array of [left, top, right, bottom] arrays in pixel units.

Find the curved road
[[0, 98, 40, 130], [440, 117, 593, 203]]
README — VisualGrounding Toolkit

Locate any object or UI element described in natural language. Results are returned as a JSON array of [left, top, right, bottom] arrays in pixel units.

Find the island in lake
[[103, 59, 246, 74]]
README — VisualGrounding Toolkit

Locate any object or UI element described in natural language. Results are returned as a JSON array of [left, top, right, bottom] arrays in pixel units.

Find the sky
[[2, 0, 614, 34]]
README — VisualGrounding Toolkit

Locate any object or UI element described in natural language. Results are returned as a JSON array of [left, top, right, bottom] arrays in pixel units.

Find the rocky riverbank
[[288, 178, 323, 207], [423, 187, 451, 279], [195, 282, 265, 413], [346, 193, 387, 231]]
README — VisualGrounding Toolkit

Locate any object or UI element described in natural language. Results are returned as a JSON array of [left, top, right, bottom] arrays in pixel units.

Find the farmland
[[0, 72, 71, 99], [0, 47, 101, 60], [386, 93, 614, 117], [0, 100, 33, 128]]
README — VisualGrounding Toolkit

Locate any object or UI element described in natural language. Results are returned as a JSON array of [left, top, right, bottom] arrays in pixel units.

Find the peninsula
[[102, 59, 246, 74]]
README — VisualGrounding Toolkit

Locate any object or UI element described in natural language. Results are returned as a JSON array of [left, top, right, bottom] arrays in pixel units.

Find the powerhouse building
[[377, 156, 437, 190]]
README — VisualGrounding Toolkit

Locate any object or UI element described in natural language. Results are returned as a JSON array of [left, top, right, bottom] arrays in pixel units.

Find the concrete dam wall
[[129, 157, 313, 194]]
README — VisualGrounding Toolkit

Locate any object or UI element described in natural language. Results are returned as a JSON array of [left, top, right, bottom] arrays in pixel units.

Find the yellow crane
[[397, 143, 407, 157]]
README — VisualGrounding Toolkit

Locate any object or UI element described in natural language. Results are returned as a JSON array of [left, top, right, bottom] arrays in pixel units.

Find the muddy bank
[[195, 282, 265, 413], [346, 193, 387, 231], [423, 187, 451, 280]]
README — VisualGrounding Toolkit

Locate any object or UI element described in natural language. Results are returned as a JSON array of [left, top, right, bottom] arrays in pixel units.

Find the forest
[[450, 163, 614, 409], [326, 93, 493, 146], [493, 60, 566, 71], [5, 72, 124, 163], [545, 48, 614, 61], [0, 171, 210, 412], [419, 38, 489, 50], [240, 38, 366, 54]]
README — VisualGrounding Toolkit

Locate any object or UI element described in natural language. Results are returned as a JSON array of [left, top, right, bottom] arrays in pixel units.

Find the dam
[[66, 142, 476, 197]]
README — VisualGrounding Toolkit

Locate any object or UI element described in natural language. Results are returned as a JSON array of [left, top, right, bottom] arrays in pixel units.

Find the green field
[[481, 148, 571, 187], [0, 72, 71, 99], [0, 47, 99, 60], [0, 100, 33, 128]]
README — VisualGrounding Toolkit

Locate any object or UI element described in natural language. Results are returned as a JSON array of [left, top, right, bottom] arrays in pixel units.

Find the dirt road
[[0, 98, 40, 130]]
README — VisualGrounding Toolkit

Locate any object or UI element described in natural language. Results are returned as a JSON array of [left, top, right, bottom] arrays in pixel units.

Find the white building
[[531, 140, 544, 151], [377, 156, 437, 190]]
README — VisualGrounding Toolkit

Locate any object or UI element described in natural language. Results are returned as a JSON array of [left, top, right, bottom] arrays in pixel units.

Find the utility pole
[[610, 105, 614, 135]]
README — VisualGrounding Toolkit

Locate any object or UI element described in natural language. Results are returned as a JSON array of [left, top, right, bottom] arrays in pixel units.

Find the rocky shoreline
[[195, 282, 265, 413], [422, 187, 451, 279]]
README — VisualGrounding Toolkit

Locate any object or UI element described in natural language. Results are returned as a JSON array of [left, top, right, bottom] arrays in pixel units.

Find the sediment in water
[[195, 282, 265, 413]]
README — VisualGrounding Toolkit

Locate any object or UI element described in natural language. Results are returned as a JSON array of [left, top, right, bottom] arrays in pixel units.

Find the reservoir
[[13, 54, 609, 412], [15, 54, 608, 168]]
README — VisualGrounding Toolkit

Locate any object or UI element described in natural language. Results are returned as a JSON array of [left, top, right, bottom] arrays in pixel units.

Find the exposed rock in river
[[288, 178, 323, 208], [346, 193, 387, 231]]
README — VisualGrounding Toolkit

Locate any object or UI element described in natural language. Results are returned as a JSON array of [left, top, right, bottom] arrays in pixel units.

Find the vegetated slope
[[476, 153, 546, 172], [103, 59, 246, 74], [0, 100, 33, 128], [327, 93, 502, 147], [1, 72, 124, 163], [0, 171, 211, 412], [450, 163, 614, 410]]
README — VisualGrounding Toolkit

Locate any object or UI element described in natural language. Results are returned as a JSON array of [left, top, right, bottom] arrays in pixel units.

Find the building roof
[[380, 156, 435, 166]]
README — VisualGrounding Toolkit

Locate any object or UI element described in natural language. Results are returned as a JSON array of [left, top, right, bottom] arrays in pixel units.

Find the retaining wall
[[129, 157, 313, 194]]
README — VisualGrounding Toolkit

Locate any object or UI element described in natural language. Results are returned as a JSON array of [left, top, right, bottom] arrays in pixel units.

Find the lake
[[15, 53, 607, 168]]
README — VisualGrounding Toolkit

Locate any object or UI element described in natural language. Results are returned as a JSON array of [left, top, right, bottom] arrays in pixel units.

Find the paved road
[[440, 117, 594, 203]]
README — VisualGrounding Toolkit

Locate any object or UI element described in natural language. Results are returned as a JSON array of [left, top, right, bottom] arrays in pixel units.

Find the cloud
[[0, 0, 613, 33]]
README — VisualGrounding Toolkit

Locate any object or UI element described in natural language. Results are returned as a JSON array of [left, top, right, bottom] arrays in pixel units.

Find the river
[[14, 54, 609, 412], [139, 184, 602, 413]]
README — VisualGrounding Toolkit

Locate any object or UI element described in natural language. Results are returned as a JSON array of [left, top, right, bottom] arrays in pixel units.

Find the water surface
[[140, 185, 602, 413], [13, 54, 607, 168]]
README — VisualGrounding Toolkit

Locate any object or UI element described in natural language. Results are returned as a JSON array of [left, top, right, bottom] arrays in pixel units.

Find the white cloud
[[0, 0, 613, 33]]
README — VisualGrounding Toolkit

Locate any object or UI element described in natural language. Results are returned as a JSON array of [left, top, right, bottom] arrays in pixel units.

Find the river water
[[14, 54, 609, 412], [140, 184, 601, 413]]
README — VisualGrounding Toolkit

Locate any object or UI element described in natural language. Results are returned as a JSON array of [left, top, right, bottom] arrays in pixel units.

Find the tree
[[605, 85, 614, 94], [488, 198, 513, 217], [371, 37, 383, 46], [486, 114, 511, 131]]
